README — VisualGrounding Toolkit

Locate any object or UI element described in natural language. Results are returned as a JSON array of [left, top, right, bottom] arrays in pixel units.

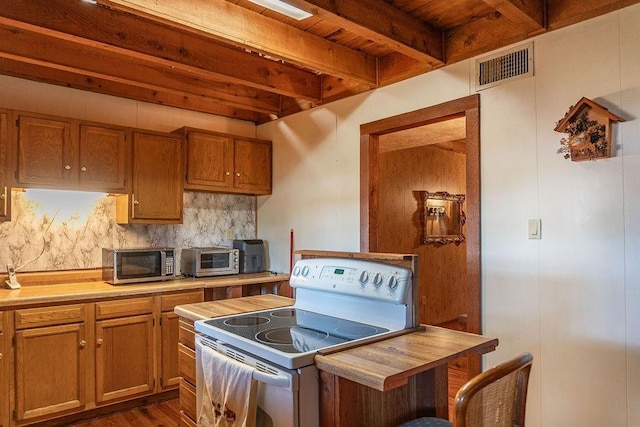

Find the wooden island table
[[175, 294, 498, 427], [315, 326, 498, 426]]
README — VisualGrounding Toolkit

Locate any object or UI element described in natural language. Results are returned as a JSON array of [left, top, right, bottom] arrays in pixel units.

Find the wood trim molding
[[359, 94, 481, 377]]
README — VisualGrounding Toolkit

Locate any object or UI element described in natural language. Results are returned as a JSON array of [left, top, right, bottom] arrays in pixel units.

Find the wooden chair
[[400, 352, 533, 427]]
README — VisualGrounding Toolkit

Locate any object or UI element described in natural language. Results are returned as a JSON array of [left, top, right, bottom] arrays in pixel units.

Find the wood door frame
[[359, 94, 481, 372]]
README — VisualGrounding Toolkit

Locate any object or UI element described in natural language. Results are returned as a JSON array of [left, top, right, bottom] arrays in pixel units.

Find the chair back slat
[[454, 353, 533, 427]]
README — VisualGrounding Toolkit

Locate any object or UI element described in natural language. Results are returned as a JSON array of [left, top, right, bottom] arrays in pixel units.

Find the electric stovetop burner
[[195, 257, 414, 369], [201, 307, 390, 355]]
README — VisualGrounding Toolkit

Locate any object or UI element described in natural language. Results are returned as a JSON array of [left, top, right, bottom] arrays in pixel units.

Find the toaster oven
[[181, 247, 239, 277]]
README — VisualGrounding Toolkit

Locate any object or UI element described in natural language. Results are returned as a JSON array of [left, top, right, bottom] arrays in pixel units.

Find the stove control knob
[[373, 272, 383, 287], [359, 271, 369, 285], [302, 266, 310, 277], [293, 266, 301, 276], [387, 276, 398, 290]]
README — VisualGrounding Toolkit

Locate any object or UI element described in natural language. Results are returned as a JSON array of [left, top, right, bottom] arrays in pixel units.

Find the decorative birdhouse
[[554, 97, 624, 161]]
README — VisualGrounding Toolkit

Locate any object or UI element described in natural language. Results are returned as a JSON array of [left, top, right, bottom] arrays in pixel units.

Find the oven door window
[[117, 251, 162, 279], [200, 253, 230, 269]]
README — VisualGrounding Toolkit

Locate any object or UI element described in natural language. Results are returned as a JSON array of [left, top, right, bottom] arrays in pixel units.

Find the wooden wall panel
[[378, 145, 466, 325]]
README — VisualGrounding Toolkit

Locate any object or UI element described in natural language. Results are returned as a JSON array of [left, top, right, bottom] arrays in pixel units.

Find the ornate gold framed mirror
[[414, 191, 466, 245]]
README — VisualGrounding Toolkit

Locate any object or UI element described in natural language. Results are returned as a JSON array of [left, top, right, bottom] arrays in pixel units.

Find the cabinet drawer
[[180, 379, 197, 422], [178, 343, 196, 384], [179, 320, 195, 349], [161, 290, 203, 312], [15, 304, 85, 329], [96, 296, 154, 319]]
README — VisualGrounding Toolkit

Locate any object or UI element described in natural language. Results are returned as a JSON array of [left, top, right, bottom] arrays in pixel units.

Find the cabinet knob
[[133, 200, 139, 206], [0, 193, 4, 200], [226, 171, 230, 176], [64, 165, 71, 170], [80, 166, 87, 172], [80, 340, 87, 347], [0, 353, 3, 360], [236, 173, 240, 177], [97, 338, 104, 345]]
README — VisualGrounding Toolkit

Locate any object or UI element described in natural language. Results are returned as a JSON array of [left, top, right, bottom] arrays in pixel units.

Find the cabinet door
[[130, 132, 183, 222], [17, 115, 75, 187], [95, 314, 155, 403], [184, 131, 233, 191], [160, 311, 180, 390], [79, 124, 128, 191], [0, 324, 4, 427], [234, 138, 272, 194], [160, 291, 202, 391], [14, 323, 87, 421], [0, 112, 9, 221]]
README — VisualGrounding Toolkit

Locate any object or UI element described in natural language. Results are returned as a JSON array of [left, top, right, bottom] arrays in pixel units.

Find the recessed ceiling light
[[247, 0, 313, 21]]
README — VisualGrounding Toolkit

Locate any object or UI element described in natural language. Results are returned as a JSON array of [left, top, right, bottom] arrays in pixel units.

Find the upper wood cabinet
[[0, 111, 10, 222], [78, 124, 128, 191], [14, 112, 129, 192], [234, 137, 272, 195], [177, 128, 272, 195], [116, 131, 183, 224]]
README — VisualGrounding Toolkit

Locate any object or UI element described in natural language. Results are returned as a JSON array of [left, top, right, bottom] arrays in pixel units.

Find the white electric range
[[194, 256, 415, 427]]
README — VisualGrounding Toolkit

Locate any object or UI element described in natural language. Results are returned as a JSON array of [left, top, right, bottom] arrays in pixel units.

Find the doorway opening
[[359, 95, 481, 383]]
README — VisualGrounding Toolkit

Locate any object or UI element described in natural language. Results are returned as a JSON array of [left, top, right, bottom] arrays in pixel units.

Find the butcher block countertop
[[0, 272, 289, 309], [174, 294, 498, 393], [174, 294, 294, 322], [315, 326, 498, 391]]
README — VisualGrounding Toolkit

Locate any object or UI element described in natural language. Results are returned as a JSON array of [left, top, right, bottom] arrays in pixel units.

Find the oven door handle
[[252, 370, 291, 388], [197, 336, 292, 388]]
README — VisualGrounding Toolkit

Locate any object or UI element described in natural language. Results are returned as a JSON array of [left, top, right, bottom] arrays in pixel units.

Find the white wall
[[0, 74, 257, 136], [258, 5, 640, 426]]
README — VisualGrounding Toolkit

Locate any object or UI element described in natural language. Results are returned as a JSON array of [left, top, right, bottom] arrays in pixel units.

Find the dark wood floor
[[71, 399, 180, 427], [67, 361, 465, 426]]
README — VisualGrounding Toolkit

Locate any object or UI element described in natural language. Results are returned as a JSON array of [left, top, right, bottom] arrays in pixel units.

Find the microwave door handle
[[252, 370, 291, 388], [161, 251, 166, 275]]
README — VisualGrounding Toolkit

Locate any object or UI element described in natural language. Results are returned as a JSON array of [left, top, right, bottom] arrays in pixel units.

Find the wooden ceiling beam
[[445, 12, 534, 64], [96, 0, 378, 86], [285, 0, 444, 65], [480, 0, 546, 35], [0, 19, 283, 115], [0, 57, 263, 122], [547, 0, 640, 30], [0, 0, 321, 101]]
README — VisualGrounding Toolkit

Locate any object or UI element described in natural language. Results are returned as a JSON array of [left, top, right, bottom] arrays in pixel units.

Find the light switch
[[528, 219, 541, 239]]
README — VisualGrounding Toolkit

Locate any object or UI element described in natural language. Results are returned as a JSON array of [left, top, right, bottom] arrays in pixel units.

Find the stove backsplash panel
[[0, 190, 256, 273]]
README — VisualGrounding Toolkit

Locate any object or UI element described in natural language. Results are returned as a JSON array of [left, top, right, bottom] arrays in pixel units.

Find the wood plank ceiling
[[0, 0, 637, 123]]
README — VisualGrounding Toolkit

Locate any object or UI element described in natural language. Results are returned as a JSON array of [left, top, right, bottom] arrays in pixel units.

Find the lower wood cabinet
[[0, 312, 5, 427], [95, 312, 155, 403], [13, 304, 88, 423], [160, 291, 203, 391], [6, 289, 203, 426]]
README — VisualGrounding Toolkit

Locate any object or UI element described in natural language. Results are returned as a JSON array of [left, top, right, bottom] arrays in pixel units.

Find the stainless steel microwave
[[102, 248, 176, 284], [181, 247, 239, 277]]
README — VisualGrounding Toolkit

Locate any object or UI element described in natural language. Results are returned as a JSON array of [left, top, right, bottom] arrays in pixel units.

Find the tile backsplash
[[0, 190, 256, 273]]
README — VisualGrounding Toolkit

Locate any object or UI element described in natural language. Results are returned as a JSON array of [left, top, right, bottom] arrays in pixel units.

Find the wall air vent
[[475, 42, 534, 91]]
